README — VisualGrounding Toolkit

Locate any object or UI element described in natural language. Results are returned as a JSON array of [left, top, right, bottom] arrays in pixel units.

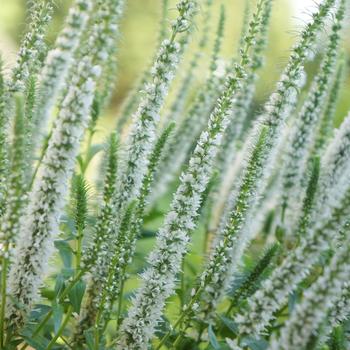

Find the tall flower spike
[[114, 0, 198, 215], [116, 0, 171, 132], [72, 132, 119, 346], [92, 201, 137, 335], [118, 70, 245, 349], [162, 0, 214, 127], [10, 0, 54, 92], [88, 0, 125, 108], [279, 11, 343, 231], [195, 0, 337, 320], [6, 57, 98, 329], [217, 0, 272, 174], [295, 156, 320, 238], [269, 222, 350, 350], [0, 96, 26, 341], [95, 123, 176, 328], [313, 59, 345, 154], [75, 123, 175, 340], [118, 0, 275, 345], [209, 0, 272, 237], [0, 95, 27, 261], [150, 6, 226, 205], [0, 58, 7, 216], [83, 133, 118, 269], [197, 126, 269, 317], [32, 0, 93, 134], [235, 110, 350, 337]]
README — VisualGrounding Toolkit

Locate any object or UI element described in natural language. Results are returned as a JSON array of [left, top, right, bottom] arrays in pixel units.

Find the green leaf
[[84, 328, 95, 350], [140, 229, 157, 239], [54, 239, 73, 268], [208, 324, 221, 350], [288, 290, 298, 313], [218, 315, 238, 334], [54, 274, 65, 298], [78, 144, 104, 173], [28, 304, 51, 322], [68, 280, 86, 313], [52, 303, 63, 333], [22, 334, 49, 350], [143, 208, 165, 224], [241, 337, 269, 350]]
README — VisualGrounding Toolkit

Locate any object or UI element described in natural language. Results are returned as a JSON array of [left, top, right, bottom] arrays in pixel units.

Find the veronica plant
[[0, 0, 349, 349]]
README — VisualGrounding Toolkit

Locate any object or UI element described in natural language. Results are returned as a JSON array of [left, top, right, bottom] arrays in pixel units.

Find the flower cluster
[[269, 222, 350, 350], [10, 0, 54, 92], [150, 8, 226, 204], [33, 0, 93, 133], [115, 1, 198, 214], [0, 96, 27, 259], [118, 69, 246, 349], [6, 57, 98, 328], [235, 110, 350, 337], [280, 0, 344, 231], [75, 0, 197, 339], [195, 0, 331, 316]]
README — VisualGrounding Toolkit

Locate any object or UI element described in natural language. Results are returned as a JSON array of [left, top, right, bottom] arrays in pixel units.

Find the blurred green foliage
[[0, 0, 349, 124]]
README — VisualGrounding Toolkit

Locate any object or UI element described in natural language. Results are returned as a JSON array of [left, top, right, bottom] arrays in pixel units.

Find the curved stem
[[45, 305, 73, 350]]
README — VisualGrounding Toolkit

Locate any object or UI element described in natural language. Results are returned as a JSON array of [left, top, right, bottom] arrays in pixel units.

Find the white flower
[[6, 57, 97, 328], [197, 0, 337, 320], [118, 69, 244, 350], [269, 223, 350, 350], [10, 1, 54, 91], [33, 0, 93, 135]]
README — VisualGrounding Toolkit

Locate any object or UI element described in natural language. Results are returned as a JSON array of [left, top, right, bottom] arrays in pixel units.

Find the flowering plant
[[0, 0, 349, 349]]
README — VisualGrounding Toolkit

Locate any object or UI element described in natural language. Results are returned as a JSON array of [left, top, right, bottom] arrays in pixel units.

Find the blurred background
[[1, 0, 349, 134]]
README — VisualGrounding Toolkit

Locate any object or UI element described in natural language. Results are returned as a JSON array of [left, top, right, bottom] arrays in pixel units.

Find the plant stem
[[156, 287, 203, 350], [45, 305, 73, 350], [20, 269, 85, 350], [29, 131, 52, 190], [180, 259, 185, 311], [116, 277, 125, 330], [76, 228, 83, 271], [0, 243, 9, 348], [81, 127, 95, 175]]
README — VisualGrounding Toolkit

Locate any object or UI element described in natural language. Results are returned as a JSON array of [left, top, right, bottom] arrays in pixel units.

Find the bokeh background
[[1, 0, 349, 133]]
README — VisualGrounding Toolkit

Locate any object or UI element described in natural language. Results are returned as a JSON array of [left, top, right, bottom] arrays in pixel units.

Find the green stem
[[45, 305, 73, 350], [20, 270, 85, 350], [76, 228, 83, 271], [81, 127, 94, 175], [29, 131, 52, 190], [172, 330, 186, 349], [0, 243, 9, 348], [94, 323, 100, 350], [116, 277, 125, 330], [180, 259, 185, 311], [156, 287, 203, 350]]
